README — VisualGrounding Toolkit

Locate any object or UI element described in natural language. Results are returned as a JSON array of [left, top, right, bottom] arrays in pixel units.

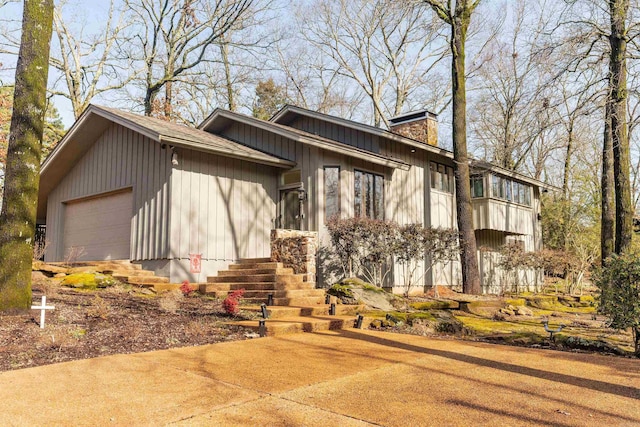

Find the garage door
[[63, 191, 132, 260]]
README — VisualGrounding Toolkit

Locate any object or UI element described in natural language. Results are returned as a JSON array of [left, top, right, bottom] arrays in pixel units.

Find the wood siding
[[287, 116, 381, 152], [45, 123, 171, 262], [168, 148, 278, 272]]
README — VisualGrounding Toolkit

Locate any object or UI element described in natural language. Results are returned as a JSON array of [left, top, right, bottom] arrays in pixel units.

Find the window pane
[[374, 174, 384, 219], [438, 164, 447, 192], [430, 163, 437, 189], [365, 173, 374, 218], [471, 176, 483, 198], [446, 166, 454, 193], [505, 179, 512, 201], [324, 167, 340, 220], [354, 170, 363, 217], [524, 185, 531, 205]]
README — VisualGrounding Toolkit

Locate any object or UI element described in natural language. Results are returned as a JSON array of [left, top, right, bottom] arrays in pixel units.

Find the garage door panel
[[63, 191, 132, 260]]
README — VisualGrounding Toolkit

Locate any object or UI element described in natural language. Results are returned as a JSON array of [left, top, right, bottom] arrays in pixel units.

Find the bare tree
[[423, 0, 482, 295], [49, 0, 133, 119], [0, 0, 54, 311], [471, 1, 554, 172], [301, 0, 447, 127], [122, 0, 254, 118]]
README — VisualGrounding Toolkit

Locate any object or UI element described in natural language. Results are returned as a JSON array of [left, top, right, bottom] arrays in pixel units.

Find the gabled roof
[[271, 104, 557, 191], [199, 109, 411, 171], [271, 104, 452, 158], [38, 105, 295, 220]]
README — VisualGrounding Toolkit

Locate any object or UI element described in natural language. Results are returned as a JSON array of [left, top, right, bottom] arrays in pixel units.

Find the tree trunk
[[602, 98, 615, 263], [451, 3, 481, 295], [0, 0, 54, 312], [220, 41, 236, 111], [561, 124, 573, 251], [164, 80, 173, 119], [610, 0, 632, 255]]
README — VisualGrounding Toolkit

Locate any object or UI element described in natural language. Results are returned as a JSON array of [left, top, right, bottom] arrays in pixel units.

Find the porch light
[[171, 146, 179, 166]]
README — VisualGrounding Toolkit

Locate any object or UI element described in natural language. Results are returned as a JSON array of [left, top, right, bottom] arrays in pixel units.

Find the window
[[324, 167, 340, 221], [355, 170, 384, 219], [490, 174, 531, 206], [471, 175, 484, 198], [430, 162, 453, 193]]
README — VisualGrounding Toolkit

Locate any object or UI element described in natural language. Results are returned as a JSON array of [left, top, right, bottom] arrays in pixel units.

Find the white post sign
[[31, 296, 55, 329]]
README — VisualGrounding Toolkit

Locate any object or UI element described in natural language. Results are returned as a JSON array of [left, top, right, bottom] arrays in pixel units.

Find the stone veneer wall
[[270, 229, 317, 284], [390, 119, 438, 146]]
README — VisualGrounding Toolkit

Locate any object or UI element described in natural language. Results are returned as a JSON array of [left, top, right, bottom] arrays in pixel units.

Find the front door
[[279, 188, 301, 230]]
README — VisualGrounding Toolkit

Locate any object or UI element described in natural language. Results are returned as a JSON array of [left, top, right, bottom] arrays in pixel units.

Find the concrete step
[[233, 315, 356, 336], [237, 258, 272, 264], [218, 268, 294, 276], [207, 274, 303, 284], [229, 262, 284, 270]]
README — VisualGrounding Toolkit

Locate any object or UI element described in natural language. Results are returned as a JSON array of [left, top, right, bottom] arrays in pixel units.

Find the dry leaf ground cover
[[0, 277, 253, 372]]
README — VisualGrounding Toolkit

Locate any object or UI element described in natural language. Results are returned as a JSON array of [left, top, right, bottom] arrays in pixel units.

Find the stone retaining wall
[[270, 229, 317, 284]]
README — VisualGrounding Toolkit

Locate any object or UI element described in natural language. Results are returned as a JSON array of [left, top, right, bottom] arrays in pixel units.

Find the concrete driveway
[[0, 329, 638, 426]]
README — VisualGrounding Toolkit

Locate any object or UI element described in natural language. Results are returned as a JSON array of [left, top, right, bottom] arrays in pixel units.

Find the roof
[[270, 104, 557, 191], [199, 109, 411, 171], [38, 105, 295, 220]]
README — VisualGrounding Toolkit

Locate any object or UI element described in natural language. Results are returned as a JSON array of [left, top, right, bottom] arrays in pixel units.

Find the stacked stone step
[[200, 258, 325, 306], [232, 304, 365, 337]]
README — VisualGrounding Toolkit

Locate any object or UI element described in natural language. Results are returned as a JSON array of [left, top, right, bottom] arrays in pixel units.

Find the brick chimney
[[389, 110, 438, 147]]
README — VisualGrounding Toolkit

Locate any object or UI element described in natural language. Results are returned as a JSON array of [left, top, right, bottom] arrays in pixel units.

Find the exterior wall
[[45, 123, 171, 262], [223, 117, 544, 295], [168, 147, 279, 283], [286, 116, 381, 152]]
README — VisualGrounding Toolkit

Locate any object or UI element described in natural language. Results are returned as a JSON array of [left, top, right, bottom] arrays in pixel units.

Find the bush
[[594, 253, 640, 357], [180, 280, 195, 296], [223, 289, 245, 315], [325, 217, 458, 292]]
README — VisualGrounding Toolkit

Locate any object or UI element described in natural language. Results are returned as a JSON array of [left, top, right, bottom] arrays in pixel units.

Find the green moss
[[327, 283, 354, 298], [61, 273, 119, 290], [505, 298, 526, 307], [410, 300, 459, 310]]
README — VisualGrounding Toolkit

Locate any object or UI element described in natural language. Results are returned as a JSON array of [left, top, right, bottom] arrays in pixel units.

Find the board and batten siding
[[168, 148, 278, 274], [45, 123, 171, 262]]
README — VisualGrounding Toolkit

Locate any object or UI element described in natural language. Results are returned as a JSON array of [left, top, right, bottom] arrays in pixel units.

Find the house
[[37, 104, 552, 294]]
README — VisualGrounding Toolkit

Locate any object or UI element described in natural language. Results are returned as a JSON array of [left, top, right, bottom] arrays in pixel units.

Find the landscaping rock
[[32, 261, 69, 276], [514, 306, 533, 316]]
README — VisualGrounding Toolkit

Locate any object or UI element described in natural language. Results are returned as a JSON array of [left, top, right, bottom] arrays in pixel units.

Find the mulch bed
[[0, 282, 253, 372]]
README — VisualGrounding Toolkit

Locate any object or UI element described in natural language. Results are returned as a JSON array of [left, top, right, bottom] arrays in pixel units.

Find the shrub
[[325, 218, 459, 291], [180, 280, 195, 296], [223, 289, 245, 315], [395, 224, 458, 296], [594, 253, 640, 357]]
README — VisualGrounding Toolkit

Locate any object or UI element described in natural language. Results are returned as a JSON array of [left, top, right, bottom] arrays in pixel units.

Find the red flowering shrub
[[180, 280, 195, 296], [223, 289, 245, 315]]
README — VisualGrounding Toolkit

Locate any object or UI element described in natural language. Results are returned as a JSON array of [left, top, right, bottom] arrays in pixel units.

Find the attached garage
[[62, 190, 132, 261]]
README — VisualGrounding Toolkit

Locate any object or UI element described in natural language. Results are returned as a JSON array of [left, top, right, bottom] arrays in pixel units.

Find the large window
[[355, 170, 384, 219], [471, 175, 484, 198], [430, 162, 454, 193], [490, 174, 531, 206], [324, 166, 340, 221]]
